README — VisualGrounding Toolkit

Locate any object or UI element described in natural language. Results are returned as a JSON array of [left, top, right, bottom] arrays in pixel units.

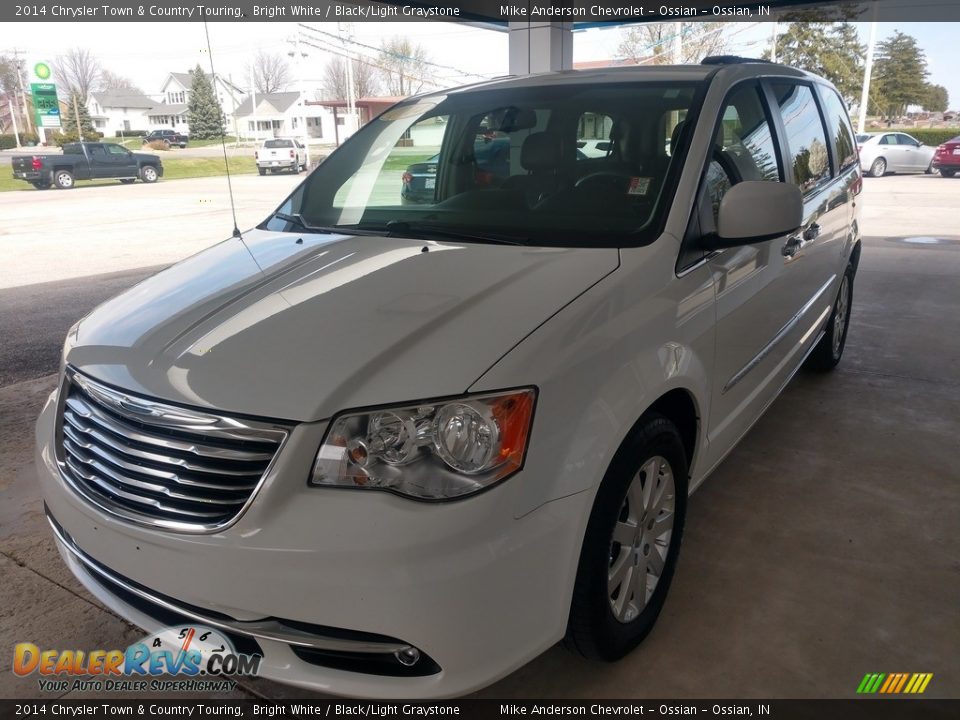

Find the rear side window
[[770, 83, 832, 194], [264, 140, 293, 149], [819, 88, 858, 172]]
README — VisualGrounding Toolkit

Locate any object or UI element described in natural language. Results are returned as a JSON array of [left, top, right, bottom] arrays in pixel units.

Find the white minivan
[[37, 58, 861, 698]]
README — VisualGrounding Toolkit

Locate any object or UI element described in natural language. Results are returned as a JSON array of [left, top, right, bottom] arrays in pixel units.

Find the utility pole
[[672, 22, 683, 64], [249, 65, 257, 142], [858, 12, 879, 134], [288, 29, 310, 167], [11, 50, 34, 133], [8, 97, 21, 147], [72, 92, 82, 139], [770, 21, 778, 63], [339, 23, 356, 136]]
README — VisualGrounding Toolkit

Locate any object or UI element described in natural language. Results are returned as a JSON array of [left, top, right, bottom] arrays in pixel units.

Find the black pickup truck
[[143, 129, 188, 148], [11, 142, 163, 189]]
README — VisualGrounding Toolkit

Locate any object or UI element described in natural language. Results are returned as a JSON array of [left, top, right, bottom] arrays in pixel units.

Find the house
[[87, 90, 156, 136], [233, 92, 335, 142], [146, 71, 247, 134]]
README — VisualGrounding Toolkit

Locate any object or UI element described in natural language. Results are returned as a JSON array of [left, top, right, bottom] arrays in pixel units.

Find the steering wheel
[[574, 171, 635, 191]]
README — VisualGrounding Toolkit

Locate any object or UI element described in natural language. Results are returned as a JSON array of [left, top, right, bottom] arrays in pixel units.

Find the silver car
[[857, 131, 936, 177]]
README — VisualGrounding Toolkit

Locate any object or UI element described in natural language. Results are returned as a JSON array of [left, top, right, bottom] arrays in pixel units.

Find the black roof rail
[[701, 55, 772, 65]]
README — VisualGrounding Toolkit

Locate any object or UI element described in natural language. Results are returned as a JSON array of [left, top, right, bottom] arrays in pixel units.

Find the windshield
[[265, 81, 703, 247]]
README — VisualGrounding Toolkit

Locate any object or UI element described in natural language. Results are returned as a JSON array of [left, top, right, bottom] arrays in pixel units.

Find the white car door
[[896, 133, 929, 171], [878, 133, 911, 171]]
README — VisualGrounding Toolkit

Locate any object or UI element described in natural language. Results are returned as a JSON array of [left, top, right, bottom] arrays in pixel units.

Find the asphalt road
[[0, 172, 957, 388]]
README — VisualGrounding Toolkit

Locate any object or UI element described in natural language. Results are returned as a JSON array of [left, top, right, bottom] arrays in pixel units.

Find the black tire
[[258, 168, 266, 176], [292, 162, 300, 175], [941, 169, 956, 178], [566, 414, 688, 661], [140, 165, 159, 184], [179, 143, 186, 149], [925, 160, 934, 174], [53, 170, 74, 189], [805, 264, 854, 372], [119, 179, 136, 184], [31, 182, 51, 190], [869, 158, 887, 178]]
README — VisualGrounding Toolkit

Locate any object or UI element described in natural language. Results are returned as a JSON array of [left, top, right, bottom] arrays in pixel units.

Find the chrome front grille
[[56, 369, 289, 532]]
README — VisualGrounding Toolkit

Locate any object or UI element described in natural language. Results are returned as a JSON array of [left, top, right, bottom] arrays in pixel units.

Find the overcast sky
[[5, 21, 957, 109]]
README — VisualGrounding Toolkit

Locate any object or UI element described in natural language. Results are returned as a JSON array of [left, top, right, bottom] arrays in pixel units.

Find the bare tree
[[377, 36, 429, 96], [55, 47, 101, 99], [618, 23, 727, 65], [318, 56, 381, 101], [251, 50, 292, 95], [99, 69, 143, 93]]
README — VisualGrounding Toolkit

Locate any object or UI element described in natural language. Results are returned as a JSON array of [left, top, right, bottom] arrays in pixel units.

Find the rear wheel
[[140, 165, 159, 183], [806, 265, 853, 372], [31, 181, 51, 190], [941, 169, 956, 178], [869, 158, 887, 177], [54, 170, 74, 189], [566, 414, 688, 661], [258, 168, 266, 176], [292, 162, 300, 175]]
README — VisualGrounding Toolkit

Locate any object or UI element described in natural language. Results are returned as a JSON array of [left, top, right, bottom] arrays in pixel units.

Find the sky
[[4, 20, 958, 110]]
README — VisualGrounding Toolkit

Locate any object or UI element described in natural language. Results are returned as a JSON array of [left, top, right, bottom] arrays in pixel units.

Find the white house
[[232, 92, 335, 142], [87, 90, 156, 136], [145, 71, 247, 134]]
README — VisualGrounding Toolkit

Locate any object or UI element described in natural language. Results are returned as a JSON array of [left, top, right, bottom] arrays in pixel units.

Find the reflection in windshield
[[273, 82, 702, 248]]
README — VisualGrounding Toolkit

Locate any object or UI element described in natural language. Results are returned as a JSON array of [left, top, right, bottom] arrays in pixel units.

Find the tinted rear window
[[264, 140, 293, 148]]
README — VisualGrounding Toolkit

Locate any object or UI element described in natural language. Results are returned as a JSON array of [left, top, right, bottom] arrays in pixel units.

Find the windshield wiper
[[273, 212, 338, 234], [382, 220, 528, 246]]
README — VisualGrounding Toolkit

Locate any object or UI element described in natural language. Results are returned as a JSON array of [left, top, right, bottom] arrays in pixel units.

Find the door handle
[[782, 235, 802, 257], [803, 223, 821, 241]]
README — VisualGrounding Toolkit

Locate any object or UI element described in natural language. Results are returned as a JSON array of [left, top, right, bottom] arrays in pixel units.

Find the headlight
[[310, 388, 536, 500], [60, 322, 80, 377]]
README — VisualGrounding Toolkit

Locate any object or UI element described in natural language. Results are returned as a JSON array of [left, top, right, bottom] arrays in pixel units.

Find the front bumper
[[35, 387, 591, 698]]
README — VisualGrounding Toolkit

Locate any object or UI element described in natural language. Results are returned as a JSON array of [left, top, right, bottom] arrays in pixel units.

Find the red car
[[931, 136, 960, 177]]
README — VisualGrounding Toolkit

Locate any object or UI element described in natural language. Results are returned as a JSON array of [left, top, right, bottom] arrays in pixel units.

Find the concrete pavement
[[0, 173, 957, 699]]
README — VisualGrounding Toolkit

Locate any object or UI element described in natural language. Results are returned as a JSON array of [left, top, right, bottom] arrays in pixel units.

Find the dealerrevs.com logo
[[13, 625, 261, 693]]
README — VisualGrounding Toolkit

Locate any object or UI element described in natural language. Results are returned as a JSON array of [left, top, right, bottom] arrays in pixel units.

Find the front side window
[[770, 83, 832, 194], [271, 82, 702, 247], [895, 133, 919, 146]]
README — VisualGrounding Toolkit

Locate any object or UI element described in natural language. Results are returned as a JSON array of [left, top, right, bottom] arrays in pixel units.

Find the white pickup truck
[[255, 137, 307, 175]]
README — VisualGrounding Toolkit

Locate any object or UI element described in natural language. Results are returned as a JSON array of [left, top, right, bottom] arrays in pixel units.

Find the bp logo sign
[[33, 62, 52, 80]]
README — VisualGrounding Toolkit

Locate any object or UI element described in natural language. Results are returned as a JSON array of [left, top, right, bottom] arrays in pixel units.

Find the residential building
[[87, 90, 156, 136], [146, 71, 247, 134], [233, 92, 335, 141]]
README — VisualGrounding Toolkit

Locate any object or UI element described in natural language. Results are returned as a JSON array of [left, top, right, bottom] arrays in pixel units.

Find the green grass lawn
[[115, 136, 242, 149], [1, 155, 256, 192]]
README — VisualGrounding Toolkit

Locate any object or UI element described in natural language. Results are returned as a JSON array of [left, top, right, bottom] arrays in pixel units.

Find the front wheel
[[806, 265, 853, 372], [869, 158, 887, 178], [941, 169, 956, 178], [258, 168, 266, 176], [566, 414, 688, 661], [140, 165, 159, 183], [54, 170, 74, 189]]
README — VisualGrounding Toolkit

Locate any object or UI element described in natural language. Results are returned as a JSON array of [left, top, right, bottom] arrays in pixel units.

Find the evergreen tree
[[922, 84, 948, 113], [61, 90, 97, 139], [871, 32, 929, 120], [776, 23, 865, 104], [186, 64, 225, 139]]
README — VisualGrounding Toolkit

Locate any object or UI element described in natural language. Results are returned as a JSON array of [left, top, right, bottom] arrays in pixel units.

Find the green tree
[[923, 83, 949, 113], [776, 22, 865, 104], [186, 64, 224, 139], [871, 32, 929, 120], [61, 90, 97, 139]]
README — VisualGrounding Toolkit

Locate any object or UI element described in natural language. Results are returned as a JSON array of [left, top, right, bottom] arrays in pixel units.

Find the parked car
[[401, 135, 511, 203], [38, 58, 861, 698], [256, 138, 307, 175], [856, 131, 936, 177], [931, 135, 960, 177], [142, 129, 188, 149], [11, 142, 162, 189]]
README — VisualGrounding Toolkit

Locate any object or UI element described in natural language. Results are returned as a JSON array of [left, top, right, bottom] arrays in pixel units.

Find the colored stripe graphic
[[857, 673, 933, 694]]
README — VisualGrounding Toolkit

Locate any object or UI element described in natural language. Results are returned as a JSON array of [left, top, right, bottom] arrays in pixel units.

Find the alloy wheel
[[608, 455, 676, 623], [832, 275, 850, 358]]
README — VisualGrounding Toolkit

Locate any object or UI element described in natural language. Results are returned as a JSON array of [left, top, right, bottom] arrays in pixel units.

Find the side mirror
[[705, 181, 803, 250]]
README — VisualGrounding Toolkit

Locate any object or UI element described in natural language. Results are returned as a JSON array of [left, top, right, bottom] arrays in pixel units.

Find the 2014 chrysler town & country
[[36, 59, 862, 697]]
